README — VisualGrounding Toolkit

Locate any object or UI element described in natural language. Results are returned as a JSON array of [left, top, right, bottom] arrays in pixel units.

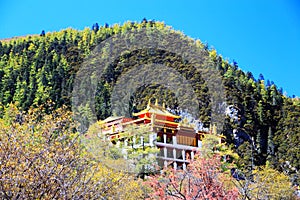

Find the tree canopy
[[0, 21, 299, 187]]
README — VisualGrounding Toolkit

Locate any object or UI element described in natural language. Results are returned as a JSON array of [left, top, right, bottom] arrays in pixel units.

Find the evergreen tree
[[0, 22, 298, 184], [256, 129, 262, 154], [258, 73, 265, 81], [266, 126, 275, 164], [92, 23, 99, 32], [40, 30, 45, 37]]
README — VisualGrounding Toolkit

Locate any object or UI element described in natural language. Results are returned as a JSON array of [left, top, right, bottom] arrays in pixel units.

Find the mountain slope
[[0, 21, 299, 184]]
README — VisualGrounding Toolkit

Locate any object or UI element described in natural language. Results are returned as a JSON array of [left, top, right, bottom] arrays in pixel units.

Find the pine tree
[[92, 23, 99, 32], [256, 129, 262, 154], [40, 30, 45, 37], [266, 126, 275, 164]]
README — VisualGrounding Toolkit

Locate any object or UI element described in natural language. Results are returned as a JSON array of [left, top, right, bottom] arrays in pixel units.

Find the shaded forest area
[[0, 21, 299, 184]]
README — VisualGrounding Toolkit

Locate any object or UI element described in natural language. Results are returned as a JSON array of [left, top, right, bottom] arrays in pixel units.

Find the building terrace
[[98, 100, 219, 170]]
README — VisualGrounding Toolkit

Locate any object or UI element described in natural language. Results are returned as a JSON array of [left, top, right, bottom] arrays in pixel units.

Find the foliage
[[201, 134, 237, 158], [234, 164, 296, 199], [145, 132, 297, 199], [145, 154, 239, 199], [83, 122, 159, 178], [274, 97, 300, 185], [0, 104, 143, 199], [0, 20, 299, 183]]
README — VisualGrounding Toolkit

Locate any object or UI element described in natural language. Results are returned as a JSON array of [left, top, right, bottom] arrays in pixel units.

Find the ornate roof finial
[[212, 123, 217, 134], [162, 102, 165, 108], [147, 98, 151, 108], [155, 98, 158, 106]]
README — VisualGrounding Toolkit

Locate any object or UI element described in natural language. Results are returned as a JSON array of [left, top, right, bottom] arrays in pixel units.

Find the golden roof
[[132, 100, 181, 119], [101, 116, 124, 123]]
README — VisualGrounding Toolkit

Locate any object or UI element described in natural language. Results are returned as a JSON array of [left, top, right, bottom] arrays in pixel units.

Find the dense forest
[[0, 20, 299, 187]]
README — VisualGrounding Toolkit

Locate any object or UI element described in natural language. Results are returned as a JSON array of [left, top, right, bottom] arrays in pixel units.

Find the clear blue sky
[[1, 0, 299, 96]]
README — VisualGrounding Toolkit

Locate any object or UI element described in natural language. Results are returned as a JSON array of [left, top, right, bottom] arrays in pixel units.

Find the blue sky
[[1, 0, 299, 96]]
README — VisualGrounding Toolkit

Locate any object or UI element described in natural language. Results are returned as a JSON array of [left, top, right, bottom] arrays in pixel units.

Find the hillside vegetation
[[0, 21, 299, 185]]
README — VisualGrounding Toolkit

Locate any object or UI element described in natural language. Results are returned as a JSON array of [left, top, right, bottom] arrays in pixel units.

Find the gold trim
[[132, 103, 180, 118], [154, 119, 179, 125]]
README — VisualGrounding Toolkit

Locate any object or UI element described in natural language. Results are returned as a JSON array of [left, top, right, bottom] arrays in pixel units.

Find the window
[[177, 135, 196, 146]]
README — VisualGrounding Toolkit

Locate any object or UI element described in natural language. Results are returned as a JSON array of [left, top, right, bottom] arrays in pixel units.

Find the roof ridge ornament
[[147, 98, 151, 109]]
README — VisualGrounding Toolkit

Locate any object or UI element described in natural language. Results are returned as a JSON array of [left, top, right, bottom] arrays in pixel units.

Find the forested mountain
[[0, 21, 299, 184]]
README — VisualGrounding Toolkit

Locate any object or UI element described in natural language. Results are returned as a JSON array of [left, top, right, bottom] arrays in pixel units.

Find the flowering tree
[[145, 154, 239, 199]]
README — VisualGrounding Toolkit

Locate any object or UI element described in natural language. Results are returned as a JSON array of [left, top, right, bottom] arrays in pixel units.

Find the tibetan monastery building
[[98, 100, 217, 170]]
